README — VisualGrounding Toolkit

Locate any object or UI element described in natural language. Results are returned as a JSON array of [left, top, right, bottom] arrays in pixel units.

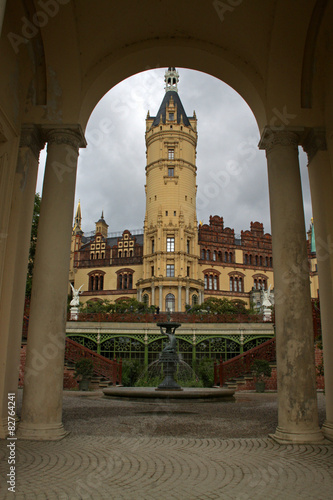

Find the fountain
[[103, 312, 235, 402], [155, 313, 182, 391]]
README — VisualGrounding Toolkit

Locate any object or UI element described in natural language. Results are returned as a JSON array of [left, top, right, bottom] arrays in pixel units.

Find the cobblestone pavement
[[0, 392, 332, 499]]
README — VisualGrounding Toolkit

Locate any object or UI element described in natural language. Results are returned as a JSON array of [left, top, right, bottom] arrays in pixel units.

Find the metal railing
[[65, 337, 122, 385]]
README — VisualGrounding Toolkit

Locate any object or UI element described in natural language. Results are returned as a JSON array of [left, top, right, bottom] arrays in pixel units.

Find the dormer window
[[169, 113, 174, 121]]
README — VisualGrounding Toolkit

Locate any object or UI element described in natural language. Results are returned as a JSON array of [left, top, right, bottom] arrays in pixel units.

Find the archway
[[1, 2, 332, 444]]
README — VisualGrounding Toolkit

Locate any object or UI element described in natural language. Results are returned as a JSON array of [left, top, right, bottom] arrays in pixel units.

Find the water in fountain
[[135, 357, 202, 388]]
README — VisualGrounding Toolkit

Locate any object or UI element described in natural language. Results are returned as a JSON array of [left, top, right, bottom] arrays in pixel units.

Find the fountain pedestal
[[156, 351, 182, 391]]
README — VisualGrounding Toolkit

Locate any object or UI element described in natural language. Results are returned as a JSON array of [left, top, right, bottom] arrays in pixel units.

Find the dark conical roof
[[151, 91, 192, 128]]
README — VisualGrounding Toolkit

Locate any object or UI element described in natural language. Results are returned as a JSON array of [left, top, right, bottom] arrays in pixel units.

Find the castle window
[[174, 211, 176, 216], [204, 271, 219, 291], [151, 266, 154, 276], [168, 149, 174, 159], [168, 168, 174, 177], [244, 254, 248, 265], [265, 257, 268, 267], [207, 250, 210, 260], [229, 275, 244, 293], [166, 211, 168, 216], [165, 293, 175, 312], [117, 270, 134, 290], [259, 256, 263, 266], [224, 252, 228, 263], [213, 251, 217, 261], [187, 240, 190, 253], [187, 266, 190, 277], [202, 249, 206, 260], [88, 271, 105, 292], [167, 237, 175, 252], [152, 239, 155, 253], [166, 264, 175, 277], [169, 113, 174, 121]]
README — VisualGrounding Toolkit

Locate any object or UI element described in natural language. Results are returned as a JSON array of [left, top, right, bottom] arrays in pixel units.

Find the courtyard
[[0, 390, 332, 499]]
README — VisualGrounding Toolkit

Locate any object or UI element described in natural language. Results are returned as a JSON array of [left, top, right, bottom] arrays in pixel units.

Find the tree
[[25, 193, 41, 298]]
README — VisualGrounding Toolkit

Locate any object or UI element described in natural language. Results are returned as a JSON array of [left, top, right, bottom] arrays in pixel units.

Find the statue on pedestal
[[70, 284, 83, 320], [262, 285, 272, 322]]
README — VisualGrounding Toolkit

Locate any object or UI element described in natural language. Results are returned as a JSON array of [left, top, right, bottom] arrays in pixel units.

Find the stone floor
[[0, 390, 332, 499]]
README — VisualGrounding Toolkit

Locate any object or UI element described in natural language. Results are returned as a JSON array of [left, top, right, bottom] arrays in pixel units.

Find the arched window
[[201, 249, 206, 260], [229, 273, 244, 293], [259, 256, 263, 266], [255, 255, 258, 266], [192, 294, 198, 306], [206, 250, 210, 261], [213, 251, 217, 261], [265, 256, 268, 267], [218, 251, 222, 261], [165, 293, 175, 312], [249, 255, 252, 265], [229, 252, 233, 263], [117, 269, 134, 290], [244, 254, 248, 265], [224, 251, 228, 263], [88, 271, 105, 291], [204, 270, 220, 291]]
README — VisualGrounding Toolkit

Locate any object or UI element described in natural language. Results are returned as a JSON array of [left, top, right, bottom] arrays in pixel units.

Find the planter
[[255, 380, 266, 393], [79, 378, 90, 391]]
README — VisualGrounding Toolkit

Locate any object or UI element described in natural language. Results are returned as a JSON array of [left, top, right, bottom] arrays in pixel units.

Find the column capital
[[258, 127, 303, 155], [302, 128, 327, 163], [42, 125, 87, 151], [19, 125, 44, 160]]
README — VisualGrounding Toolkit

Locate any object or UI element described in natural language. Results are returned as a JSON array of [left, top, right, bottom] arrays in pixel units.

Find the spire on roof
[[164, 67, 179, 93], [73, 200, 83, 235]]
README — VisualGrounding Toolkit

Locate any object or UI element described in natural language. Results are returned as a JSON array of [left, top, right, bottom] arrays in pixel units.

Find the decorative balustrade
[[65, 338, 122, 386], [68, 311, 265, 324]]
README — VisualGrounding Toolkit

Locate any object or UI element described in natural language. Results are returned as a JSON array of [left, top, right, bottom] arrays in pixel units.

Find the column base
[[270, 426, 325, 444], [17, 421, 69, 441], [322, 421, 333, 441]]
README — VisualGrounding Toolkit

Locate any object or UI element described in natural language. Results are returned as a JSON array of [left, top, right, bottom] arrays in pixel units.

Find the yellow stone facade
[[69, 69, 318, 311]]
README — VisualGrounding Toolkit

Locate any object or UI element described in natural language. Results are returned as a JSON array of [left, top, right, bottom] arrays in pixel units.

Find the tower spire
[[164, 67, 179, 93], [73, 200, 82, 234]]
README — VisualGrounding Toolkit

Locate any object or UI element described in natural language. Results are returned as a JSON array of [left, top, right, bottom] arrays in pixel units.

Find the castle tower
[[138, 68, 203, 311], [95, 211, 108, 239]]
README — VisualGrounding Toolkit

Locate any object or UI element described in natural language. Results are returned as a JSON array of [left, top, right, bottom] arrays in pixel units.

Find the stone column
[[185, 285, 189, 305], [0, 126, 43, 438], [0, 0, 6, 36], [151, 284, 155, 306], [159, 284, 163, 311], [303, 128, 333, 441], [18, 126, 86, 441], [178, 284, 182, 311], [259, 127, 323, 444]]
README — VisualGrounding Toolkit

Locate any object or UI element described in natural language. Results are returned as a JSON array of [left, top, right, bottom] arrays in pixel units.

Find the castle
[[69, 68, 318, 310]]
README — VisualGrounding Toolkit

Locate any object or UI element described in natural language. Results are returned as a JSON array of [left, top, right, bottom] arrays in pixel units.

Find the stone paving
[[0, 391, 332, 499]]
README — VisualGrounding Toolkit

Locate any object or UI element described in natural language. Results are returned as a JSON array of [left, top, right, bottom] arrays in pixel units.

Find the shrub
[[194, 358, 215, 387], [74, 358, 94, 379], [251, 359, 272, 379], [122, 359, 145, 387]]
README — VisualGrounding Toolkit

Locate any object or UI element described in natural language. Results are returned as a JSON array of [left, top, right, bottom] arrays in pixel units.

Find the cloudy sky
[[36, 68, 312, 237]]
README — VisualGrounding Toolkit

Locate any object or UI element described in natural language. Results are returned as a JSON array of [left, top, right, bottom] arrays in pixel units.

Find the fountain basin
[[103, 387, 235, 403]]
